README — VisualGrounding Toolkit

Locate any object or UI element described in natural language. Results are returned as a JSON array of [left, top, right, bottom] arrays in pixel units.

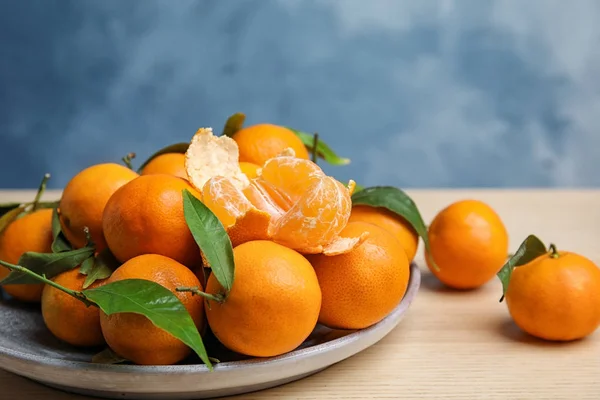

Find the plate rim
[[0, 262, 421, 375]]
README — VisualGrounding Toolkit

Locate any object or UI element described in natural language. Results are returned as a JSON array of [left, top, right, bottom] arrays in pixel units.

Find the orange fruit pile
[[1, 112, 598, 372]]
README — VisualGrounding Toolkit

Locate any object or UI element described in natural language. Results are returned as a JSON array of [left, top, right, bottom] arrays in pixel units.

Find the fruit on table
[[102, 174, 203, 268], [41, 268, 106, 347], [205, 240, 321, 357], [348, 205, 419, 263], [185, 128, 366, 255], [505, 246, 600, 341], [425, 199, 509, 289], [140, 152, 188, 180], [99, 254, 205, 365], [0, 208, 53, 302], [59, 163, 139, 251], [232, 123, 310, 166], [307, 221, 410, 330]]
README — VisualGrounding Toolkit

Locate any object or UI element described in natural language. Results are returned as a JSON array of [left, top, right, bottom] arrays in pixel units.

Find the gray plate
[[0, 263, 421, 399]]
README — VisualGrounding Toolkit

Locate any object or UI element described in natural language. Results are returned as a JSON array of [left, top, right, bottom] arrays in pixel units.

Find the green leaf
[[497, 235, 547, 302], [0, 206, 26, 234], [79, 256, 95, 275], [182, 189, 234, 292], [92, 347, 129, 364], [221, 112, 246, 137], [50, 207, 72, 253], [351, 186, 435, 267], [287, 127, 350, 166], [0, 247, 95, 285], [137, 143, 189, 173], [83, 278, 212, 369], [82, 248, 119, 289], [0, 202, 23, 218]]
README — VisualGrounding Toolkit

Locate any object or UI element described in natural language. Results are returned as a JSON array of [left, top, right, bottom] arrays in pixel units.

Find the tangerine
[[0, 208, 53, 302], [205, 240, 321, 357], [348, 205, 419, 262], [59, 163, 139, 250], [307, 221, 410, 330], [425, 199, 508, 289], [505, 246, 600, 341], [41, 268, 106, 347], [140, 153, 187, 180], [185, 128, 364, 255], [239, 161, 261, 179], [102, 174, 203, 268], [99, 254, 205, 365], [232, 123, 309, 166]]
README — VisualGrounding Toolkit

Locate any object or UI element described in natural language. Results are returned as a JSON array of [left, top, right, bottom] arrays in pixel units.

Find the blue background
[[1, 0, 598, 189]]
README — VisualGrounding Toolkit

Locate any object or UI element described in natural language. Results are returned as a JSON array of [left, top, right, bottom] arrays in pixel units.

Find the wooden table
[[1, 189, 599, 399]]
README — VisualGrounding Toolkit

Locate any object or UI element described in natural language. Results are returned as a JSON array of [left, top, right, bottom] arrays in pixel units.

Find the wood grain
[[1, 189, 599, 399]]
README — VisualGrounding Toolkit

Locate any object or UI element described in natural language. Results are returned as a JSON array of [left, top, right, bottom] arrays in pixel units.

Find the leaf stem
[[548, 243, 560, 258], [176, 286, 226, 303], [0, 260, 95, 307], [121, 152, 136, 170], [32, 173, 51, 211], [311, 133, 319, 164]]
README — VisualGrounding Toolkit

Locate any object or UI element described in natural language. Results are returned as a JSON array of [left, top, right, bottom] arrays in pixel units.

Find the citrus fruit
[[0, 208, 53, 302], [348, 205, 419, 262], [307, 221, 410, 330], [239, 161, 261, 179], [232, 123, 309, 166], [102, 174, 203, 268], [99, 254, 205, 365], [41, 268, 106, 347], [505, 246, 600, 341], [140, 153, 187, 180], [205, 240, 321, 357], [59, 163, 139, 250], [185, 128, 365, 255], [425, 199, 508, 289]]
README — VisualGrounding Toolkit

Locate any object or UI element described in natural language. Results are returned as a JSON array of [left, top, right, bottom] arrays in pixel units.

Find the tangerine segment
[[201, 162, 360, 254], [185, 127, 249, 192]]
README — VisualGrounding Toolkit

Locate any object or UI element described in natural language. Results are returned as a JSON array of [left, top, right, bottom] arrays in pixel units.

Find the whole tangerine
[[140, 153, 187, 180], [233, 123, 309, 166], [102, 174, 203, 268], [505, 246, 600, 341], [59, 163, 139, 250], [425, 199, 508, 290], [0, 208, 53, 302], [205, 240, 321, 357], [306, 221, 410, 330], [41, 268, 106, 347], [99, 254, 205, 365]]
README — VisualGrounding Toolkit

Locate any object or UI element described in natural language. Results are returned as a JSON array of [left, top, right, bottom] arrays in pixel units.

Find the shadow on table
[[420, 271, 482, 295], [495, 318, 590, 348]]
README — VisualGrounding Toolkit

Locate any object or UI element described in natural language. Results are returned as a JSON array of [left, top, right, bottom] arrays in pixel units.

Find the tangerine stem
[[0, 260, 95, 307], [32, 173, 51, 211], [548, 243, 560, 258], [121, 152, 136, 170], [175, 286, 225, 303], [311, 133, 319, 163]]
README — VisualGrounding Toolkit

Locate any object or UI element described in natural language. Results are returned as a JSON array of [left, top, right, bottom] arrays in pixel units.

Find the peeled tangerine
[[184, 128, 367, 255]]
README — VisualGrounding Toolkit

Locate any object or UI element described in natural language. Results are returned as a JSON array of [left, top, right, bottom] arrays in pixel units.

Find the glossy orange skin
[[102, 174, 203, 268], [140, 153, 187, 180], [205, 240, 321, 357], [0, 209, 53, 302], [99, 254, 205, 365], [233, 124, 310, 166], [505, 251, 600, 341], [425, 199, 508, 290], [307, 222, 410, 330], [238, 162, 261, 179], [348, 205, 419, 262], [41, 268, 106, 347], [59, 163, 139, 251]]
